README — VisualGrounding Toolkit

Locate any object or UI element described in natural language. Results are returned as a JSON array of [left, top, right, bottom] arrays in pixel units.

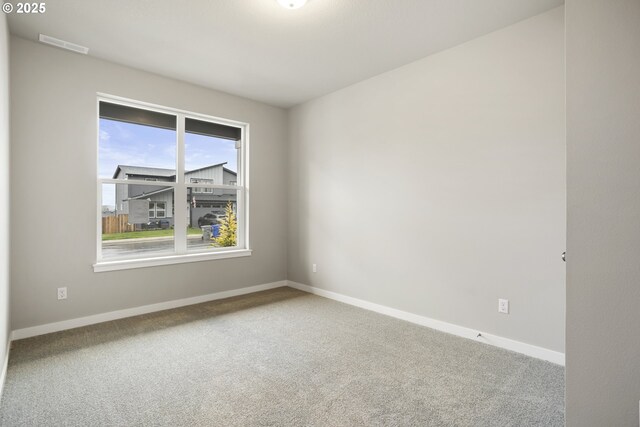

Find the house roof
[[128, 186, 173, 200], [113, 165, 176, 179], [184, 162, 228, 175], [113, 163, 237, 179]]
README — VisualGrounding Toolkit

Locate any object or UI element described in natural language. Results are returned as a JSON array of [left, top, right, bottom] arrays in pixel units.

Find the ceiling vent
[[38, 34, 89, 55]]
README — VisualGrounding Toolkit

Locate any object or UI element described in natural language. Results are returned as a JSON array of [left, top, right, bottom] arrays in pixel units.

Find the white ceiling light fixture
[[277, 0, 307, 10]]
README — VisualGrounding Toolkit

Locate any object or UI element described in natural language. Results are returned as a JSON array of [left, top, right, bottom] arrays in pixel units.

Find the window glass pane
[[187, 188, 238, 252], [185, 127, 238, 185], [99, 116, 177, 181], [185, 117, 241, 141], [100, 102, 177, 130], [101, 183, 175, 260], [156, 202, 166, 218]]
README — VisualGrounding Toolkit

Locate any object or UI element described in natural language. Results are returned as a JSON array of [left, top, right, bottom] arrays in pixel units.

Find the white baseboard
[[287, 281, 565, 366], [11, 281, 287, 340], [0, 340, 9, 400], [9, 280, 564, 365]]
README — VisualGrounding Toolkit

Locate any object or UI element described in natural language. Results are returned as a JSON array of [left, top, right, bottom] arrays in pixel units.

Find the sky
[[100, 118, 238, 207]]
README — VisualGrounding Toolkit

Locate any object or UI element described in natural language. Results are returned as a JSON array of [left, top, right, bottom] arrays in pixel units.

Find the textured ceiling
[[8, 0, 563, 108]]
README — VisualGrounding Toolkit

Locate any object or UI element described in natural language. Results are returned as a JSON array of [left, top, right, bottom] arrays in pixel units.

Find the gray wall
[[566, 0, 640, 425], [0, 14, 10, 375], [288, 8, 566, 353], [9, 36, 288, 330]]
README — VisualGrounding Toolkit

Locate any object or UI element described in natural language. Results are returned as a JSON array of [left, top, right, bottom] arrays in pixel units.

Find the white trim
[[99, 178, 177, 186], [96, 96, 103, 261], [11, 281, 286, 340], [287, 281, 565, 366], [175, 114, 187, 254], [93, 248, 252, 272], [0, 340, 9, 400], [240, 125, 249, 251]]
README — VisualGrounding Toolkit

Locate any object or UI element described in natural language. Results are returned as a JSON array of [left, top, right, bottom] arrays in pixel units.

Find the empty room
[[0, 0, 638, 426]]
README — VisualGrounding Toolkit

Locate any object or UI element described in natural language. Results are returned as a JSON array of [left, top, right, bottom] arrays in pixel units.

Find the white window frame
[[150, 202, 166, 219], [94, 94, 251, 272], [156, 202, 166, 219]]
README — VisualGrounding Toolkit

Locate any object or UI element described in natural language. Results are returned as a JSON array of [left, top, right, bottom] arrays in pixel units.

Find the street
[[102, 236, 214, 259]]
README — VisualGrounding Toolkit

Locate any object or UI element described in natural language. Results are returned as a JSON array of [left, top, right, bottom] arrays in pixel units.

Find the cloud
[[112, 121, 134, 140]]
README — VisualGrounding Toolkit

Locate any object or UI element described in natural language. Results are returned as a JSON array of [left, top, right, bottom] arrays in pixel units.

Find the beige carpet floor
[[0, 287, 564, 426]]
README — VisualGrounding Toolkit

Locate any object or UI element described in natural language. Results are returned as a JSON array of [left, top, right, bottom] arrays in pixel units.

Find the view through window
[[98, 99, 246, 263]]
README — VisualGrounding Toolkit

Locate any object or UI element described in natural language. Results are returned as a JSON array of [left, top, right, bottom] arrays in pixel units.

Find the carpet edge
[[287, 280, 565, 366], [11, 280, 288, 340]]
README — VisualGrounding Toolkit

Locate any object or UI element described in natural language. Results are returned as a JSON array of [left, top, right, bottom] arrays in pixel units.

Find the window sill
[[93, 249, 252, 273]]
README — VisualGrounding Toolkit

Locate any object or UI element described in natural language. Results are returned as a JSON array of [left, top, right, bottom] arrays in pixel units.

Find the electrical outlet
[[57, 287, 67, 300], [312, 263, 317, 273], [498, 298, 509, 314]]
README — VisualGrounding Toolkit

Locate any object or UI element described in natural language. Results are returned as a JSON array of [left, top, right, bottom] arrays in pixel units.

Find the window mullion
[[96, 179, 103, 261], [237, 127, 247, 249], [174, 114, 187, 254]]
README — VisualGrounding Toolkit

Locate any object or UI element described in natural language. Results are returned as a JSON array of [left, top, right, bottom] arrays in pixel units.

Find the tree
[[211, 201, 237, 247]]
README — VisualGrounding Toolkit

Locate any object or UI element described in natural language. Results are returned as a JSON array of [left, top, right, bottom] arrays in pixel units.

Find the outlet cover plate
[[498, 298, 509, 314]]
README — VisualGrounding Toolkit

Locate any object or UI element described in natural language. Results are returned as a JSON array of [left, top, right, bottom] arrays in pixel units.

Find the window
[[190, 178, 213, 193], [96, 96, 250, 272], [148, 202, 166, 219], [156, 202, 166, 218]]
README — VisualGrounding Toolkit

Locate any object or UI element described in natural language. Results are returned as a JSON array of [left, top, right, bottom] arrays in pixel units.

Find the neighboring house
[[113, 163, 237, 228]]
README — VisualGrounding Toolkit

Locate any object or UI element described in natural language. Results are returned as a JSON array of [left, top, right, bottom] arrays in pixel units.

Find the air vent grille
[[38, 34, 89, 55]]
